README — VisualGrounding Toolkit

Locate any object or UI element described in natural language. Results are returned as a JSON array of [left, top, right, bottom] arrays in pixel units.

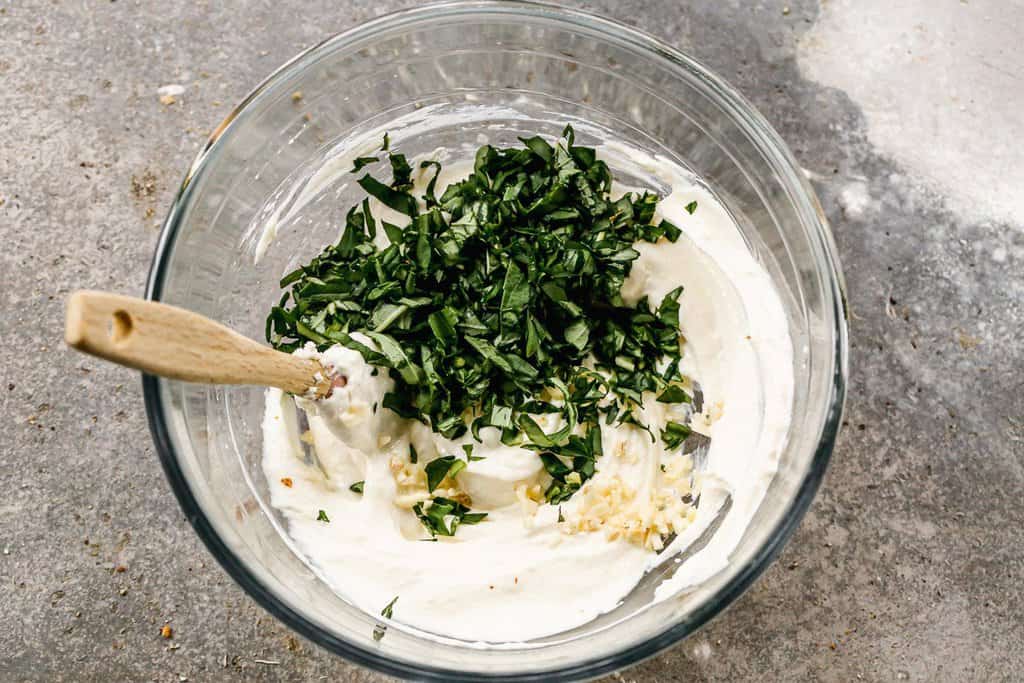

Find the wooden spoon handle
[[65, 290, 328, 396]]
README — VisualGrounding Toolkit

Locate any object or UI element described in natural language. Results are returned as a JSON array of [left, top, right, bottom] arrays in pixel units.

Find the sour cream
[[260, 141, 793, 643]]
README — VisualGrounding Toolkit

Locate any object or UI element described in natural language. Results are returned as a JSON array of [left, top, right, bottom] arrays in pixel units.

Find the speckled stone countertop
[[1, 1, 1021, 680]]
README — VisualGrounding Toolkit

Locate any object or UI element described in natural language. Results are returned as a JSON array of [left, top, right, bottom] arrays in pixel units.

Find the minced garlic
[[562, 470, 695, 551]]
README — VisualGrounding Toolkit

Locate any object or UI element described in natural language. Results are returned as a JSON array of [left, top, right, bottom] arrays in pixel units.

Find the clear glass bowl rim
[[142, 1, 849, 680]]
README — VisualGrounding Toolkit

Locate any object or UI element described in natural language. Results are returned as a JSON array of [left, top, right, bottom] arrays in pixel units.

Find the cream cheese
[[260, 140, 794, 643]]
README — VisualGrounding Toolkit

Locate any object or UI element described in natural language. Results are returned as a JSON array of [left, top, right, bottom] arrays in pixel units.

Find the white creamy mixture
[[260, 138, 793, 643]]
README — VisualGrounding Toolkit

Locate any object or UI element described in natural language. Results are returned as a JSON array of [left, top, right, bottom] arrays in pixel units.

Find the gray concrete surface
[[2, 1, 1022, 681]]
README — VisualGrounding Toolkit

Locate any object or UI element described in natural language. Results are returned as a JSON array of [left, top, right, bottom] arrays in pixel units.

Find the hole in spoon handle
[[109, 310, 134, 343]]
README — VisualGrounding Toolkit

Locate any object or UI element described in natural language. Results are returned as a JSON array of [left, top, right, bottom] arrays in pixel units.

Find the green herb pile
[[267, 126, 693, 510]]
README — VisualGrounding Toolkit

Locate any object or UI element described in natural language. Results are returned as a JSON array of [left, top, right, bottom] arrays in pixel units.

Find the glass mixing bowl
[[143, 2, 848, 679]]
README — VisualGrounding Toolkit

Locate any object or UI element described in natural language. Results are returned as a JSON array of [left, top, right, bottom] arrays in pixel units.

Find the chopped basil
[[685, 200, 698, 214], [661, 421, 692, 450], [389, 153, 413, 191], [413, 497, 488, 537], [656, 385, 691, 404], [349, 481, 365, 494], [424, 455, 467, 492], [268, 127, 694, 513], [657, 287, 683, 329], [373, 595, 398, 641], [316, 509, 330, 523], [539, 424, 601, 504], [658, 219, 682, 242], [357, 174, 417, 216], [381, 595, 398, 618], [351, 156, 378, 173]]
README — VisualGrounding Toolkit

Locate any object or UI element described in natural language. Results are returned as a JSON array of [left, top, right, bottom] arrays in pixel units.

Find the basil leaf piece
[[382, 221, 404, 245], [427, 308, 458, 347], [466, 336, 514, 375], [420, 160, 442, 207], [370, 302, 409, 332], [424, 455, 467, 492], [390, 153, 413, 191], [519, 135, 554, 162], [656, 385, 691, 404], [499, 262, 530, 328], [564, 319, 589, 350], [413, 496, 487, 537], [365, 331, 424, 385], [358, 174, 418, 216], [657, 287, 683, 329], [416, 222, 432, 270], [661, 421, 692, 450], [519, 414, 556, 448], [659, 219, 682, 242], [490, 404, 513, 429], [351, 156, 378, 172]]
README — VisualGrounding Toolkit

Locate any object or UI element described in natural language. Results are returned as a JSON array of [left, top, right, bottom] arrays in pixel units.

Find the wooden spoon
[[64, 290, 333, 397]]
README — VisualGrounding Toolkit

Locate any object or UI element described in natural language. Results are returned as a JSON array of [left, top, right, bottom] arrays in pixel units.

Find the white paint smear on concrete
[[797, 0, 1024, 226]]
